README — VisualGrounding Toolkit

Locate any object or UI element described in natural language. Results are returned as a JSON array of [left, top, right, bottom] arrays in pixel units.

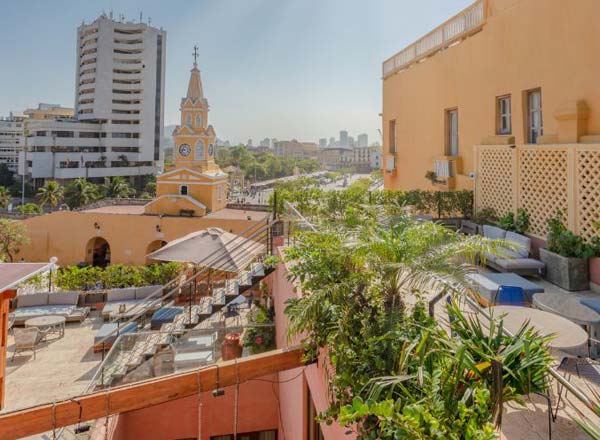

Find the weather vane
[[192, 45, 199, 67]]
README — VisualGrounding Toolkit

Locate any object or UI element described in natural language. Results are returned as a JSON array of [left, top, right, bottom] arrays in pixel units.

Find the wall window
[[185, 113, 192, 127], [180, 185, 188, 196], [195, 114, 202, 128], [388, 119, 396, 154], [445, 108, 459, 156], [496, 95, 512, 135], [527, 89, 543, 144], [195, 140, 205, 160], [217, 185, 223, 202]]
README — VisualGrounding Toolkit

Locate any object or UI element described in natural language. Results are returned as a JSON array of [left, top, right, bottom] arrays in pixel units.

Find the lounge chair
[[10, 292, 89, 326], [482, 225, 546, 277], [12, 327, 43, 360]]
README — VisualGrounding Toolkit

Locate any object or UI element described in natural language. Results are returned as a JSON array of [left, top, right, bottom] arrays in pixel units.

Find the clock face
[[178, 144, 191, 157], [208, 144, 214, 156]]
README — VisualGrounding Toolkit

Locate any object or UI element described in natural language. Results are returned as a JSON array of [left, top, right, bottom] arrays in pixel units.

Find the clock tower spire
[[146, 51, 227, 217], [171, 49, 217, 172]]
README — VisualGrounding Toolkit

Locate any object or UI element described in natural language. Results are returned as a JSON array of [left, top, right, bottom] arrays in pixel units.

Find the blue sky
[[0, 0, 472, 145]]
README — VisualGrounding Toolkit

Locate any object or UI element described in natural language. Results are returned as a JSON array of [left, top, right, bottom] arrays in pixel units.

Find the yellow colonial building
[[15, 54, 269, 266], [145, 56, 228, 217]]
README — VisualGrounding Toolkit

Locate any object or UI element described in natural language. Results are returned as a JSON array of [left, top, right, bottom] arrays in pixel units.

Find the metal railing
[[382, 0, 486, 78]]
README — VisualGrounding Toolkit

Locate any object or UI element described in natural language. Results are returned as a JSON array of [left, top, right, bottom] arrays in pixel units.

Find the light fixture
[[156, 225, 161, 233], [93, 222, 100, 230]]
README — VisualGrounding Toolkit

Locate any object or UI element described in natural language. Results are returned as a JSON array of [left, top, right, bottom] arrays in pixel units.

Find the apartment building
[[317, 147, 353, 171], [273, 140, 317, 159], [382, 0, 600, 200], [0, 115, 26, 172], [22, 14, 166, 186], [353, 145, 382, 173]]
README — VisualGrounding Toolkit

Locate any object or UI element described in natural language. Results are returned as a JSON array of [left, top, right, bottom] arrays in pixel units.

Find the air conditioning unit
[[385, 155, 396, 172], [434, 158, 453, 178]]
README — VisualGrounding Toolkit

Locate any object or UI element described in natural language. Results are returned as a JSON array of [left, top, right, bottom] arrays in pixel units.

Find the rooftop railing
[[382, 0, 486, 78]]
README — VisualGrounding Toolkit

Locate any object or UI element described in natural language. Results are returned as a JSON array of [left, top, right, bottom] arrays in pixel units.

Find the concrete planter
[[539, 248, 589, 291], [590, 257, 600, 288], [460, 219, 480, 235]]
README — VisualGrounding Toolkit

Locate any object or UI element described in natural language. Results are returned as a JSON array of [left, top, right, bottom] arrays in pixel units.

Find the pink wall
[[272, 248, 355, 440], [109, 374, 280, 440]]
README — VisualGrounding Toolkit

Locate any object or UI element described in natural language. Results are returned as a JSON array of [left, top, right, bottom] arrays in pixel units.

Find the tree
[[283, 214, 549, 438], [64, 178, 98, 208], [0, 186, 11, 209], [37, 180, 64, 207], [16, 203, 42, 215], [0, 163, 15, 188], [0, 219, 29, 262], [102, 176, 134, 199]]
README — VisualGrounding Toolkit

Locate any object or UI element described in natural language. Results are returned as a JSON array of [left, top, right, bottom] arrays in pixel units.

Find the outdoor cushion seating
[[11, 292, 89, 326], [482, 225, 546, 276], [151, 306, 184, 330], [93, 322, 138, 352], [102, 285, 164, 320]]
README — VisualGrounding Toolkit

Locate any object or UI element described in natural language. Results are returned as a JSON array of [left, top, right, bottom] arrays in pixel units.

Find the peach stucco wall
[[383, 0, 600, 191], [272, 248, 355, 440], [16, 211, 261, 266], [109, 374, 280, 440]]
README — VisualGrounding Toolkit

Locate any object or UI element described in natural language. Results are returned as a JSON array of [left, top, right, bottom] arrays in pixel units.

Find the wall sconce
[[156, 225, 162, 233], [94, 222, 100, 230]]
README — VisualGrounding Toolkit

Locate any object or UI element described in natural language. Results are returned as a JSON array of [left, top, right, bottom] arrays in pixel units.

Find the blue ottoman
[[151, 307, 184, 330], [581, 298, 600, 314], [94, 322, 138, 352]]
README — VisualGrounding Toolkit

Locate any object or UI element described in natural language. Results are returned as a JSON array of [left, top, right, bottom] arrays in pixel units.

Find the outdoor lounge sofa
[[10, 292, 89, 326], [101, 285, 164, 320], [482, 225, 546, 277]]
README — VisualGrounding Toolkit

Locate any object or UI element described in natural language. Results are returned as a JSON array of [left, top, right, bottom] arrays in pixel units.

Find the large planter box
[[539, 248, 589, 291], [460, 219, 480, 235], [590, 257, 600, 288]]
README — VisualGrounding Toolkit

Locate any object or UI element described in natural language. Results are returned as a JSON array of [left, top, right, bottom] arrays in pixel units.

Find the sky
[[0, 0, 473, 145]]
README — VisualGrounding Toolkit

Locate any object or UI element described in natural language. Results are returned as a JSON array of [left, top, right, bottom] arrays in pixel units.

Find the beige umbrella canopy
[[146, 227, 265, 273]]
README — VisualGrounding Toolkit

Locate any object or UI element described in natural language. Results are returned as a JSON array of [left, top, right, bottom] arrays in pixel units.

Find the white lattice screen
[[518, 148, 568, 237], [577, 148, 600, 240], [475, 144, 600, 241], [476, 147, 515, 217]]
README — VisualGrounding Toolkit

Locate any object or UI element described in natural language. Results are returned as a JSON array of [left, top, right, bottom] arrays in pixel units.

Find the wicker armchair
[[12, 327, 43, 360]]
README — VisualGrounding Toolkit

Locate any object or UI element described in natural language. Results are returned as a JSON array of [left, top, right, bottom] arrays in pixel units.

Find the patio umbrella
[[146, 227, 265, 273]]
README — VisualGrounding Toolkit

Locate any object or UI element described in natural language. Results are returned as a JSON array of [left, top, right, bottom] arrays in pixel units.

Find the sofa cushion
[[482, 225, 506, 240], [107, 288, 136, 302], [135, 285, 163, 300], [48, 291, 79, 305], [13, 305, 75, 320], [505, 231, 531, 258], [94, 322, 138, 344], [494, 258, 546, 271], [17, 293, 48, 308]]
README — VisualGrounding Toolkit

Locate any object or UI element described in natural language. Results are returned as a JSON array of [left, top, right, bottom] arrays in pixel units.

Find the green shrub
[[242, 303, 275, 354], [498, 209, 529, 234], [547, 214, 593, 258], [55, 262, 183, 291]]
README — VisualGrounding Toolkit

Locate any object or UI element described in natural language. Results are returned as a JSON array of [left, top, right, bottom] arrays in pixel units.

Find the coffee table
[[533, 292, 600, 356], [493, 306, 589, 356], [24, 315, 66, 340], [467, 272, 544, 306]]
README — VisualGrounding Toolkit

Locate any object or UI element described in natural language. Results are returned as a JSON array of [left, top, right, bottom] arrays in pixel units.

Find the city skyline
[[0, 0, 473, 145]]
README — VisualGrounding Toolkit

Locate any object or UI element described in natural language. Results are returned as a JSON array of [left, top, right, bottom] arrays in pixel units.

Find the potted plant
[[242, 303, 274, 354], [589, 222, 600, 288], [462, 207, 497, 235], [539, 215, 593, 291]]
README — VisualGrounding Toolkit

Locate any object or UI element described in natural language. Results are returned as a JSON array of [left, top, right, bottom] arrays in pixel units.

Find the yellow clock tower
[[145, 47, 228, 217]]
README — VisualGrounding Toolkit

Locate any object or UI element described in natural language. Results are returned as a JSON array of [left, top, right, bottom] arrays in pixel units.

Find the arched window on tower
[[186, 113, 192, 127], [195, 140, 205, 160], [180, 185, 188, 196], [195, 114, 202, 128]]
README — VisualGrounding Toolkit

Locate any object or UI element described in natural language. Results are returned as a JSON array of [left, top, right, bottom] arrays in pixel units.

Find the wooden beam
[[0, 346, 304, 439]]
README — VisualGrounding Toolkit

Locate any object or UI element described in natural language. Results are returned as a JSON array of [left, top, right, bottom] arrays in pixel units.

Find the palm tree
[[0, 186, 11, 209], [64, 178, 98, 208], [37, 180, 64, 207], [102, 177, 134, 199]]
